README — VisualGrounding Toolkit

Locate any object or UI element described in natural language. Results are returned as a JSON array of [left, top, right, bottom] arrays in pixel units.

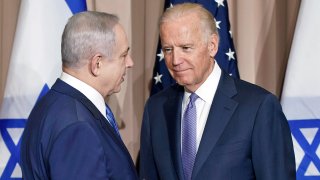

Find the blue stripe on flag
[[36, 84, 50, 103], [65, 0, 87, 14]]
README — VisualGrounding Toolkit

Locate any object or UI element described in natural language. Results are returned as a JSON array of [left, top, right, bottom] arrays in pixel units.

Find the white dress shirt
[[60, 72, 107, 119], [181, 63, 221, 151]]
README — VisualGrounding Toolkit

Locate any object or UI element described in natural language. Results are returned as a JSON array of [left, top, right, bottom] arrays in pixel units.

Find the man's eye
[[163, 48, 172, 53], [182, 46, 191, 51], [121, 54, 128, 59]]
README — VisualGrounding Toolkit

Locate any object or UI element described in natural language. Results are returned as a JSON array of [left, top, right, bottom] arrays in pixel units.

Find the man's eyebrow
[[121, 47, 130, 55], [119, 47, 130, 57]]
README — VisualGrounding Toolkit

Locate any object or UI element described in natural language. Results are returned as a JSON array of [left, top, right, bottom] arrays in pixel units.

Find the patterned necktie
[[182, 93, 198, 180], [105, 104, 121, 137]]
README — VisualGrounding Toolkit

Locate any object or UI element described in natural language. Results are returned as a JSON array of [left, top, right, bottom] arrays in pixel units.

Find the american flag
[[150, 0, 239, 96]]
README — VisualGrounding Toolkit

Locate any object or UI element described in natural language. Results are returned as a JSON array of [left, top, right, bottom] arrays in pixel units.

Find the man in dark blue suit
[[140, 3, 296, 180], [20, 11, 138, 179]]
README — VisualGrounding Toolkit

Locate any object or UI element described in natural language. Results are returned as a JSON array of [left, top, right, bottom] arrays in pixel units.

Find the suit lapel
[[164, 85, 185, 180], [192, 72, 238, 179]]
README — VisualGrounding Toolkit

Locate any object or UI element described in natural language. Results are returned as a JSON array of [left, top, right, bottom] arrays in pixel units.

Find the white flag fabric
[[281, 0, 320, 179], [0, 0, 86, 179]]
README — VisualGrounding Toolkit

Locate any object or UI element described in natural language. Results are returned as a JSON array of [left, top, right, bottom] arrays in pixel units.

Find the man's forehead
[[161, 23, 201, 39]]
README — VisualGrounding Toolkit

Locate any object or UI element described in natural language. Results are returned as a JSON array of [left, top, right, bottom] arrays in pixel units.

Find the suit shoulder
[[147, 84, 182, 103], [219, 74, 280, 106], [32, 90, 85, 118], [234, 77, 274, 98], [28, 90, 94, 136]]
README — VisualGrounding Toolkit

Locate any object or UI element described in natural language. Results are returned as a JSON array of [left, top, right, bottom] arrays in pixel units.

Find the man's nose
[[126, 54, 134, 67], [172, 49, 183, 66]]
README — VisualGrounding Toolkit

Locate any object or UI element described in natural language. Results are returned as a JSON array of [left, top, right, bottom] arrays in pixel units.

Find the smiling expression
[[160, 13, 218, 92]]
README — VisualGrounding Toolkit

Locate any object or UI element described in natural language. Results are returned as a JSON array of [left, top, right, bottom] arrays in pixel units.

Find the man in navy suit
[[20, 11, 138, 179], [140, 3, 295, 180]]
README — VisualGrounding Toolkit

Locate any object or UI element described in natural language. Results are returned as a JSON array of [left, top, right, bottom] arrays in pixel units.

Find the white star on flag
[[226, 48, 235, 60], [215, 0, 225, 7], [229, 30, 232, 38], [154, 72, 163, 84], [157, 50, 164, 61], [215, 18, 221, 29]]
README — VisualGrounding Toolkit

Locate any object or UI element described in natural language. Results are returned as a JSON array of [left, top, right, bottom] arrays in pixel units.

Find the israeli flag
[[281, 0, 320, 179], [0, 0, 86, 179]]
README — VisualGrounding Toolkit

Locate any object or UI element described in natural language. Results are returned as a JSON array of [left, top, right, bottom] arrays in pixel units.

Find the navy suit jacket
[[140, 71, 296, 180], [20, 79, 138, 180]]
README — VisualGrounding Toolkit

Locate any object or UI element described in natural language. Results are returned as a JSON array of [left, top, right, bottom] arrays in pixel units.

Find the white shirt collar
[[195, 62, 221, 103], [183, 62, 221, 104], [59, 72, 107, 118]]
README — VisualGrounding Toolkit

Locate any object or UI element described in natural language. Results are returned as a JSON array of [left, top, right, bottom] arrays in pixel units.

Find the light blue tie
[[105, 104, 121, 137], [182, 93, 198, 180]]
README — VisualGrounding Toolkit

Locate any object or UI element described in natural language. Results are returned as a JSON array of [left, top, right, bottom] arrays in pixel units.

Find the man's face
[[160, 13, 218, 92], [101, 24, 133, 96]]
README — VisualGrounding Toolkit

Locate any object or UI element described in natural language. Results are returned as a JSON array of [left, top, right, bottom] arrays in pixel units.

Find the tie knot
[[189, 93, 198, 107], [190, 93, 198, 102], [105, 104, 121, 137], [105, 104, 113, 117]]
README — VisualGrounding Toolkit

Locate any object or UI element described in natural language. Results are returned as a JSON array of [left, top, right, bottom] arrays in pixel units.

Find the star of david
[[0, 119, 25, 180], [0, 84, 49, 179], [289, 119, 320, 179]]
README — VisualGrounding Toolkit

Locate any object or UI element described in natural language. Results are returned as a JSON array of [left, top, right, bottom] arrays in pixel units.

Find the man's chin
[[107, 87, 121, 96], [175, 78, 192, 86], [113, 86, 121, 94]]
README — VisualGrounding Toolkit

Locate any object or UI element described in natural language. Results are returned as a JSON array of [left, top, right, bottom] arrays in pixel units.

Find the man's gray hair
[[160, 3, 219, 42], [61, 11, 119, 68]]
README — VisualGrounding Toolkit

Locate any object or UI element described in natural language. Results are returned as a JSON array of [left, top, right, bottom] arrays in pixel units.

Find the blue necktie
[[182, 93, 198, 180], [105, 104, 121, 137]]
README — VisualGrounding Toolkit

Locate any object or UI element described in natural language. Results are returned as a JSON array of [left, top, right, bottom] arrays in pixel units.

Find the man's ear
[[90, 54, 102, 76], [209, 34, 219, 58]]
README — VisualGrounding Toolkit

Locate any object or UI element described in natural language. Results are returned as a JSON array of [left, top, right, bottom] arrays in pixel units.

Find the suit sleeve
[[140, 100, 159, 180], [48, 122, 108, 180], [252, 94, 296, 179]]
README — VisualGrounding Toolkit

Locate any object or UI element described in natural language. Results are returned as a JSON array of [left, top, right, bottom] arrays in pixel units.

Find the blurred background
[[3, 0, 318, 179]]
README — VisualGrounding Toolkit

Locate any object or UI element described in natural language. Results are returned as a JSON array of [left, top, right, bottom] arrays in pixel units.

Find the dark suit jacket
[[20, 79, 138, 180], [140, 71, 295, 180]]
